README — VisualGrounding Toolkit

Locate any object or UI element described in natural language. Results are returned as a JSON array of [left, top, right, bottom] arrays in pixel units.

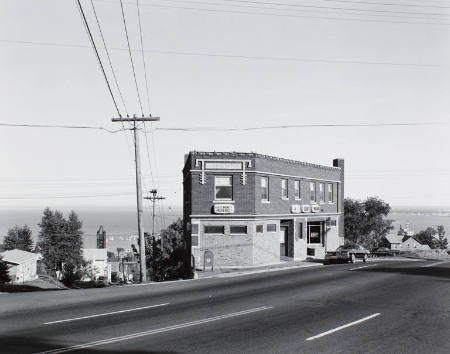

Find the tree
[[145, 218, 186, 281], [344, 197, 393, 249], [435, 225, 448, 250], [412, 227, 436, 249], [36, 208, 84, 283], [3, 225, 34, 252], [0, 255, 11, 284]]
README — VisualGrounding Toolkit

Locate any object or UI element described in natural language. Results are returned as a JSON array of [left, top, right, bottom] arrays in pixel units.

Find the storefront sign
[[214, 204, 235, 214], [291, 204, 301, 214], [311, 204, 321, 213], [301, 205, 311, 213]]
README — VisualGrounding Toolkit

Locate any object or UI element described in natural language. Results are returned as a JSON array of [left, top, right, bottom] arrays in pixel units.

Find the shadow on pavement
[[0, 284, 65, 293], [0, 335, 181, 354], [361, 264, 450, 280]]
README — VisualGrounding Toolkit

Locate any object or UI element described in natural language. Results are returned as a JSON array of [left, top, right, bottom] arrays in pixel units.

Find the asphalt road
[[1, 258, 449, 354]]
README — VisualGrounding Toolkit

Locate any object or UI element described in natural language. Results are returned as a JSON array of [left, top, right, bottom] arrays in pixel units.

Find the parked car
[[324, 244, 370, 264], [371, 247, 400, 257]]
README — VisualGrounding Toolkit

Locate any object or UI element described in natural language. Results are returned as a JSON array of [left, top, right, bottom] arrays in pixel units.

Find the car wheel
[[363, 254, 368, 263], [350, 254, 356, 264]]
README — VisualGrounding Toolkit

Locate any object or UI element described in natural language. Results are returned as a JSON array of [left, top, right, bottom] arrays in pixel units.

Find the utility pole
[[112, 115, 159, 282], [144, 189, 166, 236], [144, 189, 165, 252]]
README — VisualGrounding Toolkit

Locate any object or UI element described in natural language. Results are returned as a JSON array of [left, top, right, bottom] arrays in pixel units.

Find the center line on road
[[37, 306, 273, 353], [422, 260, 450, 268], [349, 264, 377, 271], [306, 313, 381, 341], [43, 303, 169, 325]]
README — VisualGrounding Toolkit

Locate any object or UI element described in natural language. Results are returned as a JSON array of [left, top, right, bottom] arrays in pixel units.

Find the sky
[[1, 0, 450, 211]]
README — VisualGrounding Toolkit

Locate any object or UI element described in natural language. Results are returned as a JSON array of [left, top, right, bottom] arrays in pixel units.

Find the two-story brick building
[[183, 151, 344, 269]]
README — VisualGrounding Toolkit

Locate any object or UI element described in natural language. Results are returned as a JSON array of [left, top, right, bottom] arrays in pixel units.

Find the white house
[[385, 233, 403, 251], [401, 237, 431, 251], [82, 248, 111, 282], [0, 249, 41, 283]]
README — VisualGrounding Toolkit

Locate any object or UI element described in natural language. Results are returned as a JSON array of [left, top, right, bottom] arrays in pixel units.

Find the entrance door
[[280, 226, 288, 257]]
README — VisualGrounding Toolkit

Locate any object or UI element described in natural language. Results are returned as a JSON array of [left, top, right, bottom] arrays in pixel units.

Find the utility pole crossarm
[[112, 116, 160, 122]]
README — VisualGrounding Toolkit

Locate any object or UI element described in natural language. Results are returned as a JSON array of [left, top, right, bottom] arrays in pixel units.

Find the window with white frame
[[294, 180, 301, 199], [310, 182, 316, 203], [281, 179, 288, 199], [215, 176, 233, 200], [328, 183, 334, 203], [319, 183, 325, 203], [261, 176, 269, 202]]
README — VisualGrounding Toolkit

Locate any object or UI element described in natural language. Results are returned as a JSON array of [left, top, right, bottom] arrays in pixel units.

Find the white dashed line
[[306, 313, 381, 341], [349, 264, 377, 271], [44, 303, 169, 325], [38, 306, 273, 353]]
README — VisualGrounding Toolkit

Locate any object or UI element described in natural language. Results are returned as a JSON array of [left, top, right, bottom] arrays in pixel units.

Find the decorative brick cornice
[[189, 151, 341, 171]]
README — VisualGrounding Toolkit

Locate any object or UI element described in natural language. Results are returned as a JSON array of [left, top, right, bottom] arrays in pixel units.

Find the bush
[[0, 256, 11, 284]]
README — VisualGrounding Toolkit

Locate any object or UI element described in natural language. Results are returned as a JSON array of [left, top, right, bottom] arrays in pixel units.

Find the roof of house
[[385, 233, 403, 244], [0, 249, 40, 265]]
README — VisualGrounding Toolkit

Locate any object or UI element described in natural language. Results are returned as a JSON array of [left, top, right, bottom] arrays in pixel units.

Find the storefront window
[[308, 223, 322, 244]]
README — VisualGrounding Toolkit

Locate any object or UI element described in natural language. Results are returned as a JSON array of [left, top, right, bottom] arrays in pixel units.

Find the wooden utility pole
[[112, 115, 159, 282], [144, 189, 165, 243]]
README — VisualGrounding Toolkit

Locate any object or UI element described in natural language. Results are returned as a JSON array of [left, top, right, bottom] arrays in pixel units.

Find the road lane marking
[[422, 260, 450, 268], [349, 264, 377, 271], [43, 303, 169, 325], [306, 313, 381, 341], [37, 306, 273, 353]]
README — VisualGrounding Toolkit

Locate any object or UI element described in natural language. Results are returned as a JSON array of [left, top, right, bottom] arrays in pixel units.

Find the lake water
[[1, 206, 449, 251]]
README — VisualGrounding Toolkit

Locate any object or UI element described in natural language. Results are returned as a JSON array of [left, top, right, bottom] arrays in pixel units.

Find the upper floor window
[[328, 183, 334, 203], [281, 179, 288, 199], [261, 176, 269, 202], [215, 176, 233, 200], [319, 183, 325, 203], [310, 182, 316, 203], [294, 180, 301, 199]]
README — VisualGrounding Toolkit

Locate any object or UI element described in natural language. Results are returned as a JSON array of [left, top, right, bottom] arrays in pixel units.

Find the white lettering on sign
[[311, 205, 321, 213], [214, 204, 235, 214], [301, 205, 311, 213], [205, 162, 243, 170], [291, 205, 301, 214]]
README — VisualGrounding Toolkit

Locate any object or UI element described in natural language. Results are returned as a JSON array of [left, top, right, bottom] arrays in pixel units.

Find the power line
[[1, 121, 449, 133], [94, 0, 450, 25], [148, 0, 450, 21], [0, 192, 135, 200], [204, 0, 450, 16], [0, 122, 125, 133], [136, 0, 152, 114], [0, 39, 443, 68], [152, 121, 450, 132], [75, 0, 122, 117], [316, 0, 450, 9], [119, 0, 145, 116], [90, 0, 129, 116]]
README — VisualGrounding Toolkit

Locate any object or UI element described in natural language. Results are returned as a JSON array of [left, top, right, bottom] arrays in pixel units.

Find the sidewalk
[[195, 259, 323, 279]]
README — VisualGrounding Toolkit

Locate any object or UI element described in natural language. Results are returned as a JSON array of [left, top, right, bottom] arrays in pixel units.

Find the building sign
[[301, 205, 311, 213], [214, 204, 235, 214], [311, 204, 321, 213], [291, 204, 301, 214], [205, 162, 243, 170]]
